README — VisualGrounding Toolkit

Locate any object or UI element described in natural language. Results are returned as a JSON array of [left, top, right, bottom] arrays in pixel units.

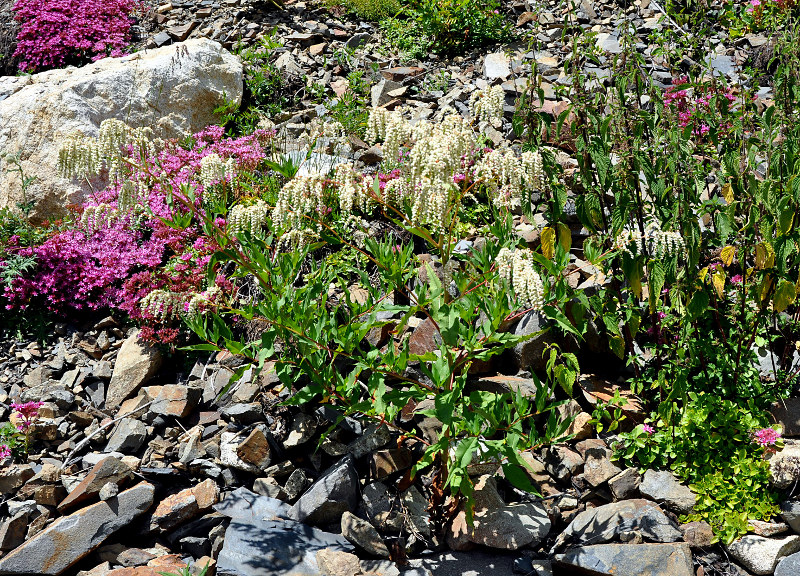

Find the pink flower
[[754, 427, 781, 447], [11, 401, 43, 432], [643, 424, 655, 434], [731, 274, 743, 284], [0, 445, 10, 459]]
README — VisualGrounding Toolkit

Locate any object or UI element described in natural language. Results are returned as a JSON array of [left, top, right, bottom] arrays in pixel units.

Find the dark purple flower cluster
[[12, 0, 139, 72]]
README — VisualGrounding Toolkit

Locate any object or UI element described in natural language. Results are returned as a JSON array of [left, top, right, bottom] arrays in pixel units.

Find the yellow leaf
[[760, 274, 774, 303], [720, 245, 736, 267], [722, 182, 734, 204], [556, 222, 572, 253], [541, 227, 556, 260], [699, 267, 709, 283], [712, 271, 726, 298], [774, 280, 797, 313], [755, 242, 775, 270]]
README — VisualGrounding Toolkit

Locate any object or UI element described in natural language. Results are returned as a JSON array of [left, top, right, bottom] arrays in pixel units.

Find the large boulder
[[0, 38, 243, 219]]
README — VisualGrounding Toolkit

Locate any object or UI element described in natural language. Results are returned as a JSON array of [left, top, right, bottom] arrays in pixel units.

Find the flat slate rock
[[0, 482, 154, 575], [554, 543, 694, 576], [777, 550, 800, 576], [217, 518, 353, 576], [553, 499, 681, 550], [214, 486, 290, 521]]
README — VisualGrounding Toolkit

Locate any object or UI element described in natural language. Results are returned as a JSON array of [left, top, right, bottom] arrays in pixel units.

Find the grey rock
[[554, 499, 682, 550], [345, 33, 371, 49], [596, 33, 623, 54], [771, 399, 800, 437], [544, 445, 584, 482], [105, 418, 147, 453], [214, 486, 291, 521], [0, 482, 154, 575], [510, 311, 557, 372], [0, 512, 28, 551], [727, 535, 800, 575], [708, 53, 737, 79], [284, 468, 310, 502], [483, 52, 511, 80], [555, 543, 694, 576], [222, 402, 262, 424], [105, 331, 162, 409], [347, 424, 390, 459], [341, 511, 390, 558], [777, 551, 800, 576], [98, 482, 119, 501], [371, 78, 403, 108], [288, 456, 359, 525], [217, 518, 353, 576], [583, 451, 622, 487], [639, 470, 696, 514], [153, 31, 172, 47], [769, 440, 800, 488], [781, 500, 800, 533], [609, 468, 641, 500]]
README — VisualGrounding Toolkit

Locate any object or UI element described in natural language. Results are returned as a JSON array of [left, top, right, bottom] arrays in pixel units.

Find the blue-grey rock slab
[[554, 543, 694, 576], [553, 499, 681, 550], [0, 482, 154, 575], [214, 486, 291, 522], [288, 455, 359, 525], [639, 470, 696, 514], [217, 518, 353, 576], [777, 550, 800, 576]]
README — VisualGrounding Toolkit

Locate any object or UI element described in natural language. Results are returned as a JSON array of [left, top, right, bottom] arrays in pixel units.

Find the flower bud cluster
[[228, 200, 270, 237], [476, 149, 546, 208], [273, 175, 328, 231], [335, 163, 375, 213], [366, 108, 413, 164], [58, 119, 157, 181], [614, 221, 686, 259], [496, 247, 546, 310], [140, 289, 186, 322], [185, 286, 222, 318], [199, 153, 236, 189], [300, 118, 347, 151], [470, 85, 505, 126], [81, 203, 119, 233]]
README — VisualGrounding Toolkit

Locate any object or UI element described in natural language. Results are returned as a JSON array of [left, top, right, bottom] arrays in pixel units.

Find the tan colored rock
[[0, 39, 243, 219], [106, 331, 163, 409], [316, 548, 362, 576], [59, 456, 133, 512], [151, 384, 201, 418], [236, 427, 272, 469], [192, 478, 220, 510]]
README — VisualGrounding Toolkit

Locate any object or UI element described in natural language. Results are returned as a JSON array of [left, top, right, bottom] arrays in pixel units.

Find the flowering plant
[[12, 0, 140, 72], [0, 401, 44, 462]]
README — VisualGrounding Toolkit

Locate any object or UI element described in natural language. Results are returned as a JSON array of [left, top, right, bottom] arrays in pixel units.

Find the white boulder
[[0, 38, 243, 219]]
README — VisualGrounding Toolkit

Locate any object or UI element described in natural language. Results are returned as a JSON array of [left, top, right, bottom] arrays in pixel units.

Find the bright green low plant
[[616, 394, 781, 544]]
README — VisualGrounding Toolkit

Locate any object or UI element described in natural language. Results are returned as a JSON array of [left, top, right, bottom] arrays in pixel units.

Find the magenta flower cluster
[[2, 126, 273, 343], [12, 0, 139, 72], [753, 427, 781, 447], [664, 77, 736, 138], [10, 400, 43, 432]]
